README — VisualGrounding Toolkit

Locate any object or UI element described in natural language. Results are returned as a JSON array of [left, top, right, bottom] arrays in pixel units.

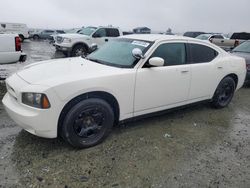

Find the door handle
[[217, 66, 223, 69], [105, 39, 108, 42], [181, 70, 189, 73]]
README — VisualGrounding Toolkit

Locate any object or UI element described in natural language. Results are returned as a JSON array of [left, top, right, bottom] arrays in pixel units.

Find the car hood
[[231, 52, 250, 64], [57, 33, 89, 39], [16, 57, 121, 86]]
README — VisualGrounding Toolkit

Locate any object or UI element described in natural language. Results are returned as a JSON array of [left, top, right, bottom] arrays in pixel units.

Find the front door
[[134, 42, 191, 116]]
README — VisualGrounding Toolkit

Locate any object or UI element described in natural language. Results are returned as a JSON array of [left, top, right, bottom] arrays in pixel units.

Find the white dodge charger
[[2, 34, 246, 148]]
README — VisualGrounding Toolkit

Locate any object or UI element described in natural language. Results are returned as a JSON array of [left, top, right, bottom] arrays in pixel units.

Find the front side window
[[93, 28, 107, 37], [150, 43, 186, 66], [189, 43, 218, 63]]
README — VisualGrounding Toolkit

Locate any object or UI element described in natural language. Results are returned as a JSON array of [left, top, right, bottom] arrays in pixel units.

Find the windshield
[[87, 38, 153, 68], [233, 41, 250, 53], [78, 27, 97, 36], [196, 34, 210, 40]]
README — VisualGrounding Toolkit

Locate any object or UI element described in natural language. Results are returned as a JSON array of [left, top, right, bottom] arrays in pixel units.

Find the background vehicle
[[54, 26, 122, 57], [211, 32, 250, 51], [2, 35, 246, 148], [31, 30, 65, 40], [0, 22, 29, 42], [0, 34, 26, 64], [231, 40, 250, 83], [196, 33, 226, 41], [183, 31, 206, 38]]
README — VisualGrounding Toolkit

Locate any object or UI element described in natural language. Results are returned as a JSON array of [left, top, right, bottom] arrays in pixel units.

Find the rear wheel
[[60, 98, 114, 148], [33, 35, 39, 40], [211, 77, 236, 108], [71, 44, 88, 57]]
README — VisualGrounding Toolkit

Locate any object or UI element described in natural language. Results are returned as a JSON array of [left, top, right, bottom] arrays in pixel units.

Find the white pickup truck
[[54, 26, 122, 57], [0, 34, 26, 64]]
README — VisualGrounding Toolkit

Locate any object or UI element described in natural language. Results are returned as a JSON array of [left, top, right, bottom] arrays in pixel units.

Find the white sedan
[[2, 34, 246, 148]]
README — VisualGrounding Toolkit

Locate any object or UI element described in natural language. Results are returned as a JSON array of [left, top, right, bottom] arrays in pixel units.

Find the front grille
[[56, 36, 63, 44]]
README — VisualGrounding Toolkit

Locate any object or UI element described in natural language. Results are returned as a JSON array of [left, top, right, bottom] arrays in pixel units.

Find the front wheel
[[60, 98, 114, 148], [211, 77, 236, 108], [71, 44, 88, 57]]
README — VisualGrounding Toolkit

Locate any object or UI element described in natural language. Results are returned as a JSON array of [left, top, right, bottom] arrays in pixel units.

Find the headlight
[[22, 93, 51, 109], [63, 38, 71, 43]]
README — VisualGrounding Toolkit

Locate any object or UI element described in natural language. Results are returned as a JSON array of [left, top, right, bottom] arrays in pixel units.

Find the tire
[[211, 77, 236, 108], [71, 44, 88, 57], [19, 35, 24, 42], [62, 51, 69, 57], [33, 35, 39, 40], [60, 98, 114, 148]]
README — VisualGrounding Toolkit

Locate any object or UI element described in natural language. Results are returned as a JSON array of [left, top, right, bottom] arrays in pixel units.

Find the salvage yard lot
[[0, 40, 250, 187]]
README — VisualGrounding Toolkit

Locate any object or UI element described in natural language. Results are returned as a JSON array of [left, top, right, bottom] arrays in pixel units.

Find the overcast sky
[[0, 0, 249, 33]]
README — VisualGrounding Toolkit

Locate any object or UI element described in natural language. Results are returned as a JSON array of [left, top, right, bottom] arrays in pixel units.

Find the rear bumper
[[19, 53, 27, 62], [245, 71, 250, 81]]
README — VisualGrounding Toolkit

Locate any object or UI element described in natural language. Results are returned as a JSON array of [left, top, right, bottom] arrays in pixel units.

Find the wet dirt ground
[[0, 41, 250, 188]]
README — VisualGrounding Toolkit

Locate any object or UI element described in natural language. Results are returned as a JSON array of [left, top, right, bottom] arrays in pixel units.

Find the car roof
[[121, 34, 197, 42]]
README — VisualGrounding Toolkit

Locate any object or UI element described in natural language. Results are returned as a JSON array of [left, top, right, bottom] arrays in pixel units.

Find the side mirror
[[90, 43, 98, 52], [132, 48, 145, 59], [148, 57, 164, 67]]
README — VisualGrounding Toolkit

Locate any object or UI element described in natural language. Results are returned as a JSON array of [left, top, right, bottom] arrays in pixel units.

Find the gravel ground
[[0, 41, 250, 188]]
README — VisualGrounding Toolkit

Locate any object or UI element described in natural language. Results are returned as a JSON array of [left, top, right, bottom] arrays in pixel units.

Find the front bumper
[[55, 44, 72, 52], [2, 75, 61, 138], [3, 93, 57, 138]]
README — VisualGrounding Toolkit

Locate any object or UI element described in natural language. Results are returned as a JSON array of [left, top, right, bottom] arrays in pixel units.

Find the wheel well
[[226, 73, 238, 88], [57, 91, 120, 135], [72, 43, 89, 52]]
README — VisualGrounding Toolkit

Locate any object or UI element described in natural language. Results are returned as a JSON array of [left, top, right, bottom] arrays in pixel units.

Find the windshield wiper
[[87, 57, 107, 65]]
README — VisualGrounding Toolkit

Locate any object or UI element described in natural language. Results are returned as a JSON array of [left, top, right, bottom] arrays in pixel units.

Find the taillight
[[15, 36, 21, 51], [234, 40, 240, 47]]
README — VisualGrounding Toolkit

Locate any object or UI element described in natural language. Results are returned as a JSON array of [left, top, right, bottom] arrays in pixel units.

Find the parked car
[[211, 32, 250, 51], [2, 34, 246, 148], [0, 22, 29, 42], [31, 30, 65, 40], [54, 26, 122, 57], [196, 34, 227, 41], [183, 31, 206, 38], [0, 34, 26, 64], [231, 40, 250, 83], [133, 27, 151, 34]]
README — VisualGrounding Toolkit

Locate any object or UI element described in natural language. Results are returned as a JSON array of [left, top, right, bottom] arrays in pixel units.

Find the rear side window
[[106, 28, 120, 37], [188, 44, 218, 63], [150, 43, 186, 66]]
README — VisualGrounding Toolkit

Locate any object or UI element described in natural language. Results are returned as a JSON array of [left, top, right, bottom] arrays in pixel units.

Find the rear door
[[187, 42, 220, 100]]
